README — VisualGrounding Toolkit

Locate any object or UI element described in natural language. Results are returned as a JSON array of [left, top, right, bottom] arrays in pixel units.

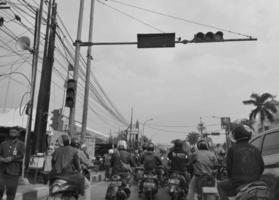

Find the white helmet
[[108, 149, 114, 154], [117, 140, 127, 150]]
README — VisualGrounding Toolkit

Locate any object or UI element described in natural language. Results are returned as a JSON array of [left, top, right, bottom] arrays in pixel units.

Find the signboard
[[221, 117, 231, 130], [137, 33, 175, 48]]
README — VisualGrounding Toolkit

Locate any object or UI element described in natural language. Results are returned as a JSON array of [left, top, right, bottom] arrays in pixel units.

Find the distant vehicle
[[249, 127, 279, 177]]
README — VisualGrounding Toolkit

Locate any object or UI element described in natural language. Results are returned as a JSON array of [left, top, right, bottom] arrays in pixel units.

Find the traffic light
[[65, 79, 76, 108], [193, 31, 224, 42], [50, 109, 63, 130]]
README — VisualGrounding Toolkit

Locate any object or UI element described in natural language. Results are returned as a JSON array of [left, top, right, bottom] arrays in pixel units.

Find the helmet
[[197, 139, 209, 150], [160, 148, 166, 154], [142, 143, 148, 151], [71, 137, 80, 149], [232, 124, 252, 142], [117, 140, 127, 150], [174, 139, 183, 148], [147, 143, 155, 151], [108, 149, 114, 154]]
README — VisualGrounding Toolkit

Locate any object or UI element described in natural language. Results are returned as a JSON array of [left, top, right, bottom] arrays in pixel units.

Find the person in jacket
[[186, 139, 217, 200], [51, 135, 89, 199], [138, 143, 162, 193], [109, 140, 136, 198], [0, 129, 25, 200], [217, 124, 264, 200]]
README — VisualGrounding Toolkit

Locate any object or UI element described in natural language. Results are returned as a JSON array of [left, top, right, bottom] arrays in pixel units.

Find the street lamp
[[142, 118, 153, 137]]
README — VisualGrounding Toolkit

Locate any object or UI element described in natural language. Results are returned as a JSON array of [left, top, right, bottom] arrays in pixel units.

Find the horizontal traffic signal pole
[[75, 37, 257, 47]]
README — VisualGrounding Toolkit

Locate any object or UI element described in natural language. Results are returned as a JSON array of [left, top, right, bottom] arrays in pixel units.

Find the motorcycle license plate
[[112, 181, 122, 186], [144, 182, 156, 188]]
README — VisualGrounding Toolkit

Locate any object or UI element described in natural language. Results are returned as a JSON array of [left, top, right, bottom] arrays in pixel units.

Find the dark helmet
[[71, 137, 80, 148], [232, 124, 252, 142], [197, 139, 209, 150], [174, 139, 183, 148], [142, 143, 148, 151], [147, 143, 155, 151]]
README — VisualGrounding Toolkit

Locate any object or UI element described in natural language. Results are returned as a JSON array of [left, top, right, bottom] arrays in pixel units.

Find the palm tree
[[243, 93, 277, 132]]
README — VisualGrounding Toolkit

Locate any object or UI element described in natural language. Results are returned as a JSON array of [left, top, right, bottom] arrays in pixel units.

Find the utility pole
[[34, 0, 57, 153], [129, 108, 133, 149], [22, 4, 43, 178], [69, 0, 85, 137], [81, 0, 95, 144]]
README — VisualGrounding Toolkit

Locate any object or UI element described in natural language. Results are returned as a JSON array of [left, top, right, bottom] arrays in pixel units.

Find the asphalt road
[[91, 181, 172, 200]]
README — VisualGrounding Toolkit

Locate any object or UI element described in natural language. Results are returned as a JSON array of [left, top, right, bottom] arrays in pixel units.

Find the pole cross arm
[[74, 37, 257, 47]]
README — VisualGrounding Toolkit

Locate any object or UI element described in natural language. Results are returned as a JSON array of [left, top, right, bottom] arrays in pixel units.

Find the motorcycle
[[228, 181, 270, 200], [157, 166, 167, 186], [134, 166, 144, 185], [167, 172, 186, 200], [216, 164, 227, 181], [142, 171, 158, 200], [48, 177, 83, 200], [106, 174, 131, 200], [195, 174, 216, 200]]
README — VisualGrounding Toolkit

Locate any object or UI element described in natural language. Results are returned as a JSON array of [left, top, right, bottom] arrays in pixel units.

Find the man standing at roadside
[[0, 129, 25, 200]]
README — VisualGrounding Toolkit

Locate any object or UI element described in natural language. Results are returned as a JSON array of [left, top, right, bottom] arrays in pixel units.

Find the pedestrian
[[104, 149, 113, 180], [42, 145, 54, 184], [0, 129, 25, 200]]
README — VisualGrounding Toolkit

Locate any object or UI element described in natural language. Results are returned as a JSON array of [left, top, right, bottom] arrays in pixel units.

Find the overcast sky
[[1, 0, 279, 144]]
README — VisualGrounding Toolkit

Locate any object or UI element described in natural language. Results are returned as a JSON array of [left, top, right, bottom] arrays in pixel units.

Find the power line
[[97, 0, 165, 33], [110, 0, 254, 38]]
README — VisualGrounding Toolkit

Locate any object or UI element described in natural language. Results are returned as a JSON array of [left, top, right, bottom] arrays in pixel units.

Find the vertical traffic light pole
[[81, 0, 95, 144], [69, 0, 85, 137]]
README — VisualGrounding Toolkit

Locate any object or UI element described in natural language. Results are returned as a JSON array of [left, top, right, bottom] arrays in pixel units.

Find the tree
[[186, 132, 200, 145], [243, 93, 277, 132]]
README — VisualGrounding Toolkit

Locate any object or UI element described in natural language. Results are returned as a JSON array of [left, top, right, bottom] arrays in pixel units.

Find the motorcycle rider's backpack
[[236, 181, 270, 200]]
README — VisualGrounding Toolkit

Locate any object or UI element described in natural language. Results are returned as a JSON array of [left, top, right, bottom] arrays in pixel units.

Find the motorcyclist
[[51, 135, 86, 197], [186, 138, 217, 200], [138, 143, 162, 193], [110, 140, 136, 198], [217, 124, 264, 200], [168, 139, 190, 192], [71, 138, 93, 170]]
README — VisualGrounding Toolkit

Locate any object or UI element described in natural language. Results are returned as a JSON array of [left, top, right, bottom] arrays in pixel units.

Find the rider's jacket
[[111, 149, 136, 174], [168, 148, 188, 172], [51, 145, 81, 175], [188, 149, 217, 176], [141, 151, 162, 171], [227, 141, 264, 186]]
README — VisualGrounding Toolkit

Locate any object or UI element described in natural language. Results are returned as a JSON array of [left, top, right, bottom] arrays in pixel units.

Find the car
[[249, 127, 279, 177]]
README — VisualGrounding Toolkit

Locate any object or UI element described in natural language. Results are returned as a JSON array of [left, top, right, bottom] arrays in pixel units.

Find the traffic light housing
[[193, 31, 224, 42], [50, 109, 63, 130], [65, 79, 76, 108]]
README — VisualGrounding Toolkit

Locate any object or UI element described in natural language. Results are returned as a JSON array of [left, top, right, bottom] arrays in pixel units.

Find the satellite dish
[[16, 36, 31, 51]]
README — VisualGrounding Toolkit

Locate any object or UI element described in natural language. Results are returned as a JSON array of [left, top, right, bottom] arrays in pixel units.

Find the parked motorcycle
[[106, 174, 131, 200], [142, 171, 158, 200], [48, 177, 82, 200], [228, 181, 270, 200], [167, 172, 186, 200]]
